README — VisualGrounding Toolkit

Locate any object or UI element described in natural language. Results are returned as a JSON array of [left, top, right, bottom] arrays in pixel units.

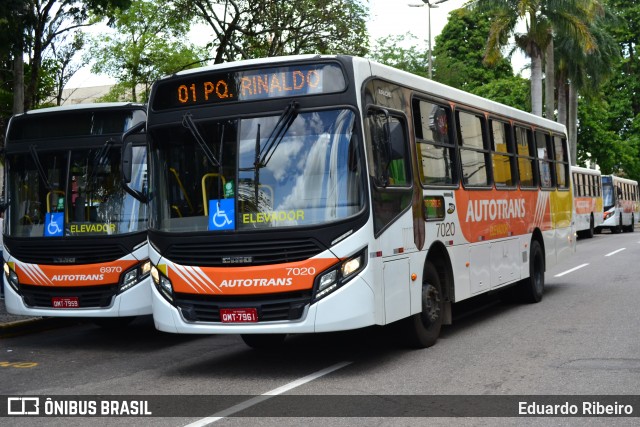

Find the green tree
[[432, 7, 514, 92], [369, 34, 429, 78], [469, 0, 597, 117], [577, 0, 640, 179], [88, 0, 206, 102], [1, 0, 130, 147], [556, 8, 619, 165], [182, 0, 369, 63]]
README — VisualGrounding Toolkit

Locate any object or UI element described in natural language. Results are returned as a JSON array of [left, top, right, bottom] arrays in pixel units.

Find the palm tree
[[555, 7, 619, 164], [469, 0, 597, 117]]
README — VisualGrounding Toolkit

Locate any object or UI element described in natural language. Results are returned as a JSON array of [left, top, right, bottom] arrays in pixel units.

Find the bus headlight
[[151, 265, 174, 302], [4, 263, 19, 293], [313, 248, 367, 302], [604, 210, 614, 220], [119, 260, 151, 293]]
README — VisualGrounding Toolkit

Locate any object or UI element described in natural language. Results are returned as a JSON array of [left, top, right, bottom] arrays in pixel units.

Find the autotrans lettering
[[219, 278, 293, 288], [242, 210, 305, 224], [70, 223, 116, 234], [465, 198, 526, 222], [51, 274, 104, 281]]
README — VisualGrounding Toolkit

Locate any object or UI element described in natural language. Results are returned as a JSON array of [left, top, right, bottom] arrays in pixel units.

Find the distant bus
[[571, 166, 603, 238], [598, 175, 639, 233], [141, 55, 575, 349], [2, 103, 150, 327]]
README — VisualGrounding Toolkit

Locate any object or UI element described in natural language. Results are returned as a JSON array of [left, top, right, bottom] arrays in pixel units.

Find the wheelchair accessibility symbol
[[208, 199, 235, 231], [44, 212, 64, 237]]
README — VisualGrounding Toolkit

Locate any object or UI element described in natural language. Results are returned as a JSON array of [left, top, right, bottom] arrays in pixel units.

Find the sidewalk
[[0, 299, 76, 337], [0, 299, 43, 336]]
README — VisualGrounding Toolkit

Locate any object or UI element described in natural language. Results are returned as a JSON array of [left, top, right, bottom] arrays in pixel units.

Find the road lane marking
[[554, 263, 589, 277], [183, 361, 352, 426], [605, 248, 626, 257]]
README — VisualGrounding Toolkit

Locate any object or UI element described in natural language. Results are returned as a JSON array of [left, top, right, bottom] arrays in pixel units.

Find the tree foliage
[[0, 0, 130, 146], [577, 0, 640, 179], [432, 7, 514, 92], [369, 34, 429, 78], [88, 0, 205, 102], [182, 0, 369, 63]]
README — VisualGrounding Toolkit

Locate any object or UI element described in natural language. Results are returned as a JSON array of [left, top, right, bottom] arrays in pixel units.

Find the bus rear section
[[2, 103, 150, 324], [598, 175, 638, 233], [571, 166, 603, 238], [145, 55, 575, 349]]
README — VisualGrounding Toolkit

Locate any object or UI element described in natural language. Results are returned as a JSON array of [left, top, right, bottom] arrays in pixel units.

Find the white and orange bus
[[571, 165, 603, 238], [598, 174, 639, 233], [2, 103, 150, 327], [142, 55, 575, 348]]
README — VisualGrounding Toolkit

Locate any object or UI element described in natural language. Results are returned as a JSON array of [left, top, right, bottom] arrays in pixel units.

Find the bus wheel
[[404, 262, 443, 348], [519, 240, 544, 303], [586, 215, 595, 238], [92, 316, 136, 329], [612, 215, 622, 233], [241, 334, 286, 350], [626, 215, 635, 232]]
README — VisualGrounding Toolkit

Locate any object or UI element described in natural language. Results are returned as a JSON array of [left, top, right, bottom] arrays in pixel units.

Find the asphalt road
[[1, 229, 639, 426]]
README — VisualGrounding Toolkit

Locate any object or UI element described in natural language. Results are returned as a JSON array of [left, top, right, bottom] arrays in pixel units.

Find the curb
[[0, 317, 80, 338]]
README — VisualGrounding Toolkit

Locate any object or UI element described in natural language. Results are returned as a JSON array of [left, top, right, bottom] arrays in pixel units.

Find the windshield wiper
[[29, 145, 52, 190], [257, 101, 299, 167], [87, 138, 114, 185], [182, 113, 221, 168]]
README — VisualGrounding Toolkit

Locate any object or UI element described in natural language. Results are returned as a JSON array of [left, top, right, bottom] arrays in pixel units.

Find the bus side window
[[514, 126, 536, 188], [388, 118, 410, 186], [412, 98, 456, 186], [535, 130, 554, 189], [490, 120, 515, 187], [457, 110, 490, 187], [367, 108, 412, 235], [553, 135, 569, 189]]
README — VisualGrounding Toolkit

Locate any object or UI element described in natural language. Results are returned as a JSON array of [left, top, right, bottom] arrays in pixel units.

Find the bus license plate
[[220, 308, 258, 323], [52, 297, 79, 308]]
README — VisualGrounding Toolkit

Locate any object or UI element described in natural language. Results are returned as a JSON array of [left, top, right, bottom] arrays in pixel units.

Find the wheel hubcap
[[422, 284, 441, 325]]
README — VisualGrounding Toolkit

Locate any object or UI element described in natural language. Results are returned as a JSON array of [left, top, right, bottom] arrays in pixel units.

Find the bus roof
[[154, 54, 567, 136], [365, 58, 567, 135], [571, 165, 602, 176], [13, 102, 145, 118]]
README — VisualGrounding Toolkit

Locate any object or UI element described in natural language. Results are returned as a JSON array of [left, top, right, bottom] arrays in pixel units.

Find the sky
[[65, 0, 497, 89]]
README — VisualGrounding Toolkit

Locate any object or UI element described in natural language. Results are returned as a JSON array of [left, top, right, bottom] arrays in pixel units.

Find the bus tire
[[241, 334, 286, 350], [612, 215, 622, 233], [625, 214, 634, 232], [586, 215, 595, 238], [404, 261, 443, 348], [519, 240, 544, 303]]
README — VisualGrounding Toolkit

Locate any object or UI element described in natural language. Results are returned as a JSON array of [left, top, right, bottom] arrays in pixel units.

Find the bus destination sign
[[152, 63, 346, 111]]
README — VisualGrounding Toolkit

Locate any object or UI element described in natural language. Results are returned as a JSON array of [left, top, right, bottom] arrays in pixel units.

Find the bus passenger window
[[413, 99, 455, 186], [553, 135, 569, 189], [535, 130, 554, 189], [514, 126, 536, 188], [458, 111, 490, 187], [490, 120, 515, 187]]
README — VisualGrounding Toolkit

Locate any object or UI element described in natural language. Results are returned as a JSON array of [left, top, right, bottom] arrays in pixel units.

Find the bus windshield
[[602, 177, 614, 209], [8, 145, 148, 237], [150, 108, 365, 232]]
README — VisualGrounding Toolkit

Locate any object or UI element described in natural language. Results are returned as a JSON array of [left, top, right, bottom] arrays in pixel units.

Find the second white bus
[[598, 175, 639, 233], [571, 166, 603, 238]]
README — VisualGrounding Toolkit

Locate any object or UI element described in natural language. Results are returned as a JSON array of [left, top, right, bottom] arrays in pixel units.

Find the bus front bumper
[[151, 275, 376, 334], [2, 277, 153, 318]]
